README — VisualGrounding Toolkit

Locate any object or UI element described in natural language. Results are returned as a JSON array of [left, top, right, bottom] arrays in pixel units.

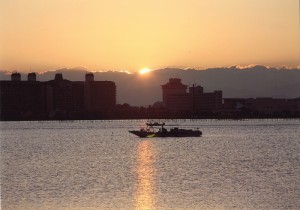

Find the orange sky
[[1, 0, 299, 73]]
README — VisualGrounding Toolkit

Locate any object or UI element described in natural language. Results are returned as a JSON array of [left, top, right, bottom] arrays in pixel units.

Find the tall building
[[161, 78, 222, 113], [44, 73, 73, 115], [161, 78, 190, 111], [84, 76, 116, 117], [189, 85, 222, 112], [0, 72, 116, 120], [0, 73, 44, 120]]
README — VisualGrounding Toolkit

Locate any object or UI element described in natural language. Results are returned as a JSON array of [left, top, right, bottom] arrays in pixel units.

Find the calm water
[[1, 119, 300, 210]]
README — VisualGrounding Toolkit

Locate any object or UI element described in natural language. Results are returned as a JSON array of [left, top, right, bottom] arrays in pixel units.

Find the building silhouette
[[190, 85, 222, 113], [1, 73, 299, 120], [161, 78, 223, 114], [0, 72, 116, 120], [0, 73, 44, 119], [223, 97, 300, 117], [83, 74, 116, 116], [162, 78, 190, 111]]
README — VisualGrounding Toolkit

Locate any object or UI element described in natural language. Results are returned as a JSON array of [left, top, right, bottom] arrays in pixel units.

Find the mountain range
[[1, 65, 300, 106]]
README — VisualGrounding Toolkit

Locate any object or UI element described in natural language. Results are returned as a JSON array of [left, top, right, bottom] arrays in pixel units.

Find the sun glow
[[139, 68, 151, 75]]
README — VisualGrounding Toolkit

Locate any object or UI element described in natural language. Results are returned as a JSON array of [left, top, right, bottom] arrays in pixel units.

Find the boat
[[129, 122, 202, 138]]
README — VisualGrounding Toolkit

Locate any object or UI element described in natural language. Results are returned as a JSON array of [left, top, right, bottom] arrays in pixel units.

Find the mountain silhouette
[[1, 66, 300, 106]]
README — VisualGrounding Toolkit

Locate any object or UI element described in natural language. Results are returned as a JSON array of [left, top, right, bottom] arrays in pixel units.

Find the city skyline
[[1, 0, 300, 73], [1, 66, 300, 107], [1, 71, 299, 121]]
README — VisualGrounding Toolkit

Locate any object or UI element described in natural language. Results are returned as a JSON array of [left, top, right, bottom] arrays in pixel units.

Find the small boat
[[129, 122, 202, 138]]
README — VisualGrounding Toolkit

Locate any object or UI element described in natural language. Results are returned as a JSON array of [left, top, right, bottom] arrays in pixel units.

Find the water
[[1, 119, 300, 209]]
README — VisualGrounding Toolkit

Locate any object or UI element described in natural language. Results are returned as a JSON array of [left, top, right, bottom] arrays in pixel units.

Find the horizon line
[[1, 64, 300, 74]]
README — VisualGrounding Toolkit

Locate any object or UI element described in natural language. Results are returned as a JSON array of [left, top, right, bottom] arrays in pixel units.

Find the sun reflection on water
[[135, 140, 156, 210]]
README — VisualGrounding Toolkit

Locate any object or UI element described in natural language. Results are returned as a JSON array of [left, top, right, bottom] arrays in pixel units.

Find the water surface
[[1, 119, 300, 209]]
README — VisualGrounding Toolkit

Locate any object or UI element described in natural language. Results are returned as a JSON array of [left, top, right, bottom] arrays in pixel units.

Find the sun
[[139, 68, 151, 75]]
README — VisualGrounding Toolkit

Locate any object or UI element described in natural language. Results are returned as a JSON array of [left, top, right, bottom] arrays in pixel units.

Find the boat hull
[[129, 130, 202, 138]]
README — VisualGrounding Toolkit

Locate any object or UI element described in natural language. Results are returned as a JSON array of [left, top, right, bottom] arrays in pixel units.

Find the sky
[[1, 0, 300, 73]]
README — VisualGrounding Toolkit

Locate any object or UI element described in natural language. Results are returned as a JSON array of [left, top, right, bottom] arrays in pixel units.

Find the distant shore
[[1, 115, 299, 122]]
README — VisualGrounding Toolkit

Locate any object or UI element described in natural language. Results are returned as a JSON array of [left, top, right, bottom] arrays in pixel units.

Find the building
[[223, 97, 300, 116], [84, 74, 116, 117], [0, 72, 116, 120], [161, 78, 222, 113], [0, 72, 44, 120], [161, 78, 190, 111], [44, 73, 74, 116], [189, 85, 222, 112]]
